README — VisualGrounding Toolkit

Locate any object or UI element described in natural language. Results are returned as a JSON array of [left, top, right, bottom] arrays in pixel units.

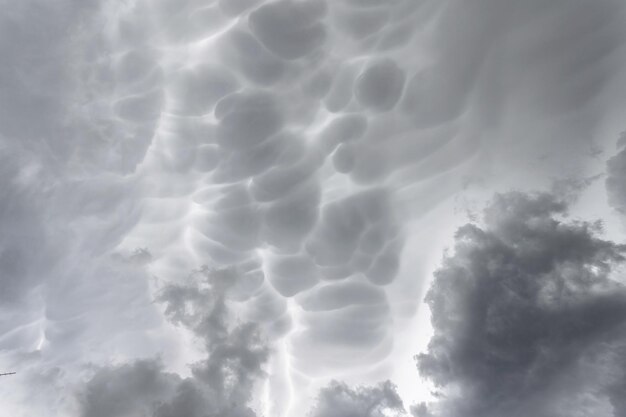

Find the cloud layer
[[1, 0, 626, 415]]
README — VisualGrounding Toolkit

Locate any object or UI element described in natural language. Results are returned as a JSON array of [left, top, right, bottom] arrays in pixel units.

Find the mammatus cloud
[[417, 192, 626, 417], [2, 0, 626, 415]]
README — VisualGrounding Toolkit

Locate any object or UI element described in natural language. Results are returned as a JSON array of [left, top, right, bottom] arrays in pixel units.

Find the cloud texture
[[79, 266, 269, 417], [418, 192, 626, 417], [1, 0, 626, 416]]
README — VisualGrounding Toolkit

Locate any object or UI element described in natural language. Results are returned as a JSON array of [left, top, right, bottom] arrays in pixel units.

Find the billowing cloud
[[79, 360, 180, 417], [418, 192, 626, 417], [310, 380, 406, 417], [78, 266, 269, 417]]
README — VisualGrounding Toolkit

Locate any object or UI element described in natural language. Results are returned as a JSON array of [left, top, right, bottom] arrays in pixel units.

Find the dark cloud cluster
[[78, 266, 269, 417], [417, 192, 626, 417], [310, 380, 406, 417], [79, 360, 180, 417]]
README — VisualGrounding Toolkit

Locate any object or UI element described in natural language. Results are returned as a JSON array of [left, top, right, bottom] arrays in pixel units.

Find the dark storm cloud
[[77, 266, 269, 417], [310, 380, 406, 417], [417, 192, 626, 417], [79, 360, 180, 417]]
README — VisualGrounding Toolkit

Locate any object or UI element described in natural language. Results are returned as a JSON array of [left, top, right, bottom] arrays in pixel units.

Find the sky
[[1, 0, 626, 416]]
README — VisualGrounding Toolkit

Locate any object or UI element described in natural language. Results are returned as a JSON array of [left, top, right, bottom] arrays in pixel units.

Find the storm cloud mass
[[418, 192, 626, 417], [1, 0, 626, 416], [79, 267, 269, 417]]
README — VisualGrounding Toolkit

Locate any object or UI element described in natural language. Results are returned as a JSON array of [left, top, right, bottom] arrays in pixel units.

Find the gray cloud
[[78, 266, 269, 417], [0, 150, 51, 305], [3, 0, 626, 415], [418, 191, 626, 417], [607, 132, 626, 214], [355, 59, 406, 112], [79, 360, 180, 417], [248, 0, 327, 60], [310, 380, 406, 417]]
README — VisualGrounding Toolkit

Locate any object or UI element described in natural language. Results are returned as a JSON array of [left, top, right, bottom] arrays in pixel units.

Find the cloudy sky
[[1, 0, 626, 416]]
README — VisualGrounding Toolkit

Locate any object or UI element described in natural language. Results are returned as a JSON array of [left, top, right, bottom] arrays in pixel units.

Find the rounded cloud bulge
[[2, 0, 626, 416]]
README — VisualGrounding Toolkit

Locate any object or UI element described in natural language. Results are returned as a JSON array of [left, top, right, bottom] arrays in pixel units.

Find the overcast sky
[[1, 1, 626, 416]]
